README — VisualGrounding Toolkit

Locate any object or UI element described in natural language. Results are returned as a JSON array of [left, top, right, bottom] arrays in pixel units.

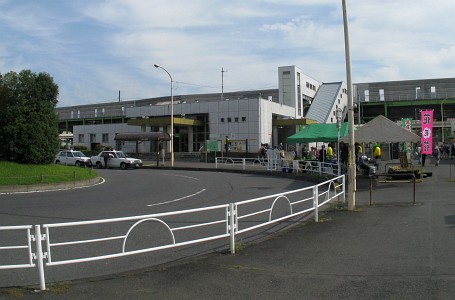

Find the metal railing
[[215, 157, 340, 176], [369, 174, 416, 205], [0, 225, 35, 270], [215, 157, 269, 170], [1, 175, 345, 291], [42, 205, 230, 267]]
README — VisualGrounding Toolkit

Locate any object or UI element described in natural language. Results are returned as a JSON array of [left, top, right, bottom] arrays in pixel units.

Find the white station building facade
[[56, 65, 349, 156]]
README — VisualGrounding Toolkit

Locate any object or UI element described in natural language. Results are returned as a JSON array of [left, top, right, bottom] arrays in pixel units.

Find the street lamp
[[441, 95, 455, 144], [342, 0, 356, 211], [154, 64, 174, 167]]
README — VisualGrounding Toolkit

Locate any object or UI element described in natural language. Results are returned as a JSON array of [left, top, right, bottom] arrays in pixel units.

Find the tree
[[0, 70, 60, 164]]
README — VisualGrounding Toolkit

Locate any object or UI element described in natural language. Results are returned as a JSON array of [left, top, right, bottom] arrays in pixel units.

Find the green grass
[[0, 161, 98, 185]]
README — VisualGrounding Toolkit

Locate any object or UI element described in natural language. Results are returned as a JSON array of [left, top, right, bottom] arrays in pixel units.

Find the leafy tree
[[0, 70, 60, 164]]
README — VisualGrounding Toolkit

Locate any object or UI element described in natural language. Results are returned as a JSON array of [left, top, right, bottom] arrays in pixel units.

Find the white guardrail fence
[[216, 157, 341, 176], [0, 175, 345, 291]]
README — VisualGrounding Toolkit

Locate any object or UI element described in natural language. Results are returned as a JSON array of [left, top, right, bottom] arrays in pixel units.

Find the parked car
[[55, 150, 91, 167], [90, 150, 143, 170]]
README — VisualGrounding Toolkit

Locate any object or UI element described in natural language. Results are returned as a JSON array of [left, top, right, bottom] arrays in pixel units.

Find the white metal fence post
[[313, 186, 319, 222], [215, 157, 218, 169], [34, 225, 46, 291], [229, 203, 236, 254], [242, 158, 246, 170]]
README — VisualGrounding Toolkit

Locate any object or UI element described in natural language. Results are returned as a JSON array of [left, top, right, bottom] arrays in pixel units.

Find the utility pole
[[221, 67, 227, 101], [118, 90, 121, 102], [342, 0, 356, 211]]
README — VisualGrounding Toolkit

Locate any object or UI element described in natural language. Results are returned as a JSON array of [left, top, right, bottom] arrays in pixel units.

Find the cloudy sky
[[1, 0, 455, 107]]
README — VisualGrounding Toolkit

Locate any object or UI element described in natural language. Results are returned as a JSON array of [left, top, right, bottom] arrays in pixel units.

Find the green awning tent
[[286, 122, 349, 143]]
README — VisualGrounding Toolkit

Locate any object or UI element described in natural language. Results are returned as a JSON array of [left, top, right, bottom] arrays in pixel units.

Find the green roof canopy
[[286, 122, 349, 143]]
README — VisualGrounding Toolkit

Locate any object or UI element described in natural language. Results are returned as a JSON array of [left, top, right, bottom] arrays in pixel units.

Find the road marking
[[163, 173, 200, 180], [147, 189, 206, 207]]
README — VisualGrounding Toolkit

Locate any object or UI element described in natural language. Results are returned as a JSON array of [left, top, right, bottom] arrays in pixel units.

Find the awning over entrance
[[286, 122, 349, 143], [114, 132, 171, 142], [272, 118, 317, 126]]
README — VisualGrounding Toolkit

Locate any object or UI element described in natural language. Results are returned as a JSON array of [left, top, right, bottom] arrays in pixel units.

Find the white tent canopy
[[340, 115, 420, 143]]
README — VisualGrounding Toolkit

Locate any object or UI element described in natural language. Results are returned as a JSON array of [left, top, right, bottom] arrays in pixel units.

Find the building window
[[78, 134, 84, 143], [282, 71, 291, 75], [90, 134, 96, 143], [234, 117, 239, 122], [364, 90, 369, 102], [220, 118, 225, 122], [102, 133, 109, 143], [228, 117, 232, 123], [242, 117, 246, 122], [141, 125, 146, 132], [416, 87, 421, 99], [338, 99, 340, 104], [379, 89, 385, 101]]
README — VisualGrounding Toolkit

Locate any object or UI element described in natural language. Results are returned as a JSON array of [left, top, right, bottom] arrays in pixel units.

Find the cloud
[[1, 0, 455, 106]]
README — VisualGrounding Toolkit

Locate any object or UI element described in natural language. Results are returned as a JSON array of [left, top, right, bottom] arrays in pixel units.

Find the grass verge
[[0, 161, 98, 185]]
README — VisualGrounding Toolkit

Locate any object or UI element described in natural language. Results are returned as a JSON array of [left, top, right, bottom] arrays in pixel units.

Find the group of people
[[415, 143, 455, 166]]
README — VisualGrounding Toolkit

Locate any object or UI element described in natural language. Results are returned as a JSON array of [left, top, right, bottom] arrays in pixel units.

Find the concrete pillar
[[188, 126, 194, 152], [272, 126, 278, 147]]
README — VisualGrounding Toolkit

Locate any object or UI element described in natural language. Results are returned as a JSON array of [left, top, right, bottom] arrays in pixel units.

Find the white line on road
[[147, 189, 206, 207], [163, 173, 200, 180]]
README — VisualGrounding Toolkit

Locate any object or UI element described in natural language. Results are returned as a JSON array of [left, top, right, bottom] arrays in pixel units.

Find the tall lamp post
[[342, 0, 356, 211], [154, 64, 174, 167]]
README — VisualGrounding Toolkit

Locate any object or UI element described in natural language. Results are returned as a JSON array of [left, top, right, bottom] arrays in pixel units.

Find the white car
[[91, 150, 143, 170], [55, 150, 91, 167]]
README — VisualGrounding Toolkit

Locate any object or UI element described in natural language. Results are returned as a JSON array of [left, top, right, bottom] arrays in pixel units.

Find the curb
[[0, 177, 103, 194]]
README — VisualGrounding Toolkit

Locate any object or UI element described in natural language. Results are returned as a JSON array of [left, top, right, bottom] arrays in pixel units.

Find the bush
[[73, 145, 88, 151]]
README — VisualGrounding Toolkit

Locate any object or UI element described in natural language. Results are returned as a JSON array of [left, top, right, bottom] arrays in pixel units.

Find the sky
[[1, 0, 455, 107]]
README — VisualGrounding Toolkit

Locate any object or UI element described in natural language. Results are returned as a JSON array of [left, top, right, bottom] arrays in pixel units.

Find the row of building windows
[[78, 133, 110, 143], [363, 86, 437, 102], [305, 82, 317, 91], [220, 117, 247, 123]]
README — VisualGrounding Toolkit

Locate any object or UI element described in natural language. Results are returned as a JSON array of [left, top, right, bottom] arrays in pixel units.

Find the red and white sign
[[421, 110, 433, 155]]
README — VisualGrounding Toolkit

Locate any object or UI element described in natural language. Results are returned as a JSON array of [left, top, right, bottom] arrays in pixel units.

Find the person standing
[[103, 152, 109, 169], [224, 136, 231, 155], [258, 144, 267, 164], [327, 144, 333, 160], [433, 145, 440, 166]]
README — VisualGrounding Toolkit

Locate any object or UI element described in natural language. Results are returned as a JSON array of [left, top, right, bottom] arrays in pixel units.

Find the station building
[[56, 66, 347, 156], [56, 66, 455, 156]]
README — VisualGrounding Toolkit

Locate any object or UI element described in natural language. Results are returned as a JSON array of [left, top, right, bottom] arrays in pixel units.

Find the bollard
[[369, 175, 373, 206]]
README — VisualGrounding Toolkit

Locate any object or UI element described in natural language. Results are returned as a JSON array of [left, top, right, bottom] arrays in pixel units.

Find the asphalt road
[[0, 169, 312, 287]]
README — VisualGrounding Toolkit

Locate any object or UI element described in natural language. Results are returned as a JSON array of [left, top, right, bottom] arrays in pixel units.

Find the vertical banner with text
[[402, 118, 413, 152], [421, 110, 433, 155]]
